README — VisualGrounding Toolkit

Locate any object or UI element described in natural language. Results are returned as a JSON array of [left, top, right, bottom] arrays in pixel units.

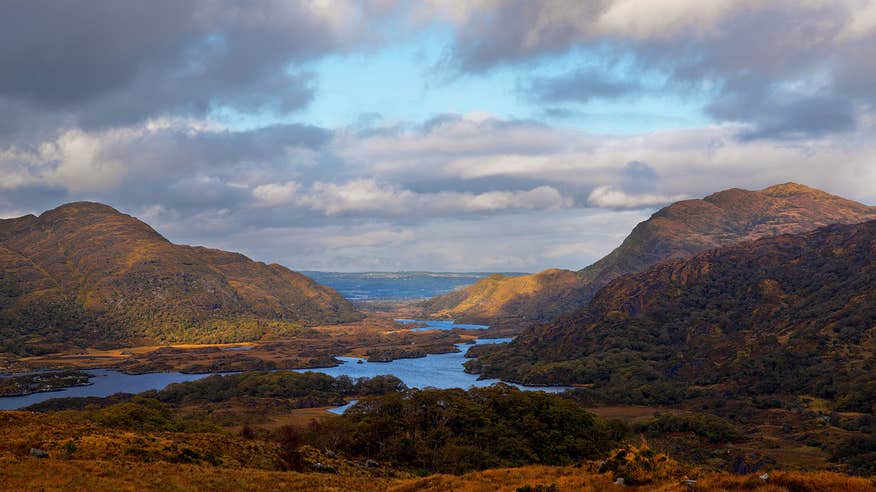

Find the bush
[[304, 383, 622, 474], [636, 413, 743, 443], [598, 444, 684, 485]]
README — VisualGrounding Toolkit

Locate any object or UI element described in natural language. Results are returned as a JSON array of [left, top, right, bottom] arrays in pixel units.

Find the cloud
[[587, 186, 688, 208], [0, 0, 395, 136], [523, 67, 646, 103], [253, 181, 302, 207], [2, 109, 875, 270], [199, 208, 651, 272], [430, 0, 876, 139], [2, 1, 876, 271], [254, 178, 572, 216]]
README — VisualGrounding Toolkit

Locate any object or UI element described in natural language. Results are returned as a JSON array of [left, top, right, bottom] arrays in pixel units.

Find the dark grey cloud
[[709, 90, 857, 141], [619, 161, 658, 192], [523, 67, 644, 103], [2, 2, 875, 271], [0, 0, 369, 134], [441, 0, 610, 72], [438, 1, 875, 140]]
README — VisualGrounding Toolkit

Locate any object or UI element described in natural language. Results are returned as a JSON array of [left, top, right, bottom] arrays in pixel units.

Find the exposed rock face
[[0, 202, 361, 353], [421, 183, 876, 324]]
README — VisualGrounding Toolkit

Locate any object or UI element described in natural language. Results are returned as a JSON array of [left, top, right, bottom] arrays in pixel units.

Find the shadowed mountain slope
[[421, 183, 876, 324], [467, 220, 876, 412], [0, 202, 361, 353]]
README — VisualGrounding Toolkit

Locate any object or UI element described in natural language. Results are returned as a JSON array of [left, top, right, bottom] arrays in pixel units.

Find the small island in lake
[[0, 371, 92, 397]]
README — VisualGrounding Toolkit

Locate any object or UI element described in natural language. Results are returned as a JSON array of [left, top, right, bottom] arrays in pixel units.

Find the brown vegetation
[[0, 201, 361, 355], [420, 183, 876, 325], [11, 316, 474, 374]]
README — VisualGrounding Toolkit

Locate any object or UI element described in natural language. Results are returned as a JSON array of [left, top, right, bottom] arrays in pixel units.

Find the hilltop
[[0, 202, 361, 354], [421, 183, 876, 324]]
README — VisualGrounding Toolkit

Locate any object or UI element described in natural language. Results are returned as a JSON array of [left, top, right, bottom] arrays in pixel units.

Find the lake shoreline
[[0, 321, 562, 410]]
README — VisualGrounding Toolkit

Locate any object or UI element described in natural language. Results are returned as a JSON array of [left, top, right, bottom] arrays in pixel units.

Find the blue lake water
[[394, 319, 489, 331], [328, 399, 358, 414], [0, 321, 554, 411], [294, 339, 562, 394], [302, 271, 526, 300], [0, 369, 210, 410]]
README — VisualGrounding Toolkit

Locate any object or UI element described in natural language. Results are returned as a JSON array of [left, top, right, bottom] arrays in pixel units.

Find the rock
[[325, 450, 336, 458], [614, 477, 625, 486], [311, 462, 337, 474], [365, 459, 379, 468], [29, 448, 48, 458]]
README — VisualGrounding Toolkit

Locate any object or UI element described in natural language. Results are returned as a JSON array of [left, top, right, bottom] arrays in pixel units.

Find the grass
[[0, 409, 873, 491], [0, 455, 398, 491], [2, 454, 872, 492]]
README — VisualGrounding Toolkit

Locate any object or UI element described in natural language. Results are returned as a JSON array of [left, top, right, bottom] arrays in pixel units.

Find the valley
[[0, 189, 873, 490]]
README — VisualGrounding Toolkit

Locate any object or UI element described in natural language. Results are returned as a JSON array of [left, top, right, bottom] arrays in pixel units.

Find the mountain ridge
[[421, 183, 876, 324], [466, 219, 876, 412], [0, 202, 361, 354]]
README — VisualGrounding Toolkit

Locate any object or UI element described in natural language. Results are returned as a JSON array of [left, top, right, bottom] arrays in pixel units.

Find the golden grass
[[2, 457, 872, 492], [0, 455, 397, 492], [389, 467, 875, 492]]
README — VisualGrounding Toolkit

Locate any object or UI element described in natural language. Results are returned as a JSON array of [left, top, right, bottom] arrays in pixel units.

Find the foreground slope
[[468, 220, 876, 412], [421, 183, 876, 324], [0, 202, 360, 353]]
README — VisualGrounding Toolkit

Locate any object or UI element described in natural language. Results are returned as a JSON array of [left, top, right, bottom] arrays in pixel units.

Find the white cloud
[[587, 186, 689, 208], [595, 0, 747, 39], [252, 178, 573, 216], [253, 181, 301, 207], [197, 208, 651, 272]]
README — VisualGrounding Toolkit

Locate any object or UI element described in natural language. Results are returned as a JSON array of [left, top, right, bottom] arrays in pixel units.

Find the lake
[[295, 338, 561, 393], [394, 319, 489, 331], [302, 271, 526, 300], [0, 369, 211, 410], [0, 324, 555, 410]]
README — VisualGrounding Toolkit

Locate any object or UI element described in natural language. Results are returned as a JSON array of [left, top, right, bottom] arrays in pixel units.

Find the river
[[0, 323, 559, 410]]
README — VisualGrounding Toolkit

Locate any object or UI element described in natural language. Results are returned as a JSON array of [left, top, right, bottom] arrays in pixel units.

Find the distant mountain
[[467, 220, 876, 411], [421, 183, 876, 324], [419, 269, 591, 322], [0, 202, 361, 354]]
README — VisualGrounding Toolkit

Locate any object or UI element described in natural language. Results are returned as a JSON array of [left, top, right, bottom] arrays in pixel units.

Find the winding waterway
[[0, 322, 559, 410]]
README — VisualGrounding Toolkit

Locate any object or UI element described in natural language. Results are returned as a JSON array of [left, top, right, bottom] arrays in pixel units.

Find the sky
[[2, 0, 876, 272]]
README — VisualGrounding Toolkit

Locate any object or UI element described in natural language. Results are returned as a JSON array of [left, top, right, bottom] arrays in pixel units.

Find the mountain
[[467, 220, 876, 411], [0, 202, 361, 354], [421, 183, 876, 324], [418, 269, 592, 323]]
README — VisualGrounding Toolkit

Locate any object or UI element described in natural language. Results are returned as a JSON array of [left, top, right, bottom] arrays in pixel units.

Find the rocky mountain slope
[[467, 220, 876, 412], [0, 202, 361, 353], [421, 183, 876, 324]]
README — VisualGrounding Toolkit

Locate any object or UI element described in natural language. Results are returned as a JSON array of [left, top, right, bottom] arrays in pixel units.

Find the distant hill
[[467, 220, 876, 412], [421, 183, 876, 324], [301, 271, 527, 300], [419, 269, 592, 322], [0, 202, 361, 354]]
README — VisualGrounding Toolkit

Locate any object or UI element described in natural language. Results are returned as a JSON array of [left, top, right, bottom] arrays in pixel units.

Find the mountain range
[[0, 202, 360, 354], [466, 219, 876, 411], [421, 183, 876, 325]]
